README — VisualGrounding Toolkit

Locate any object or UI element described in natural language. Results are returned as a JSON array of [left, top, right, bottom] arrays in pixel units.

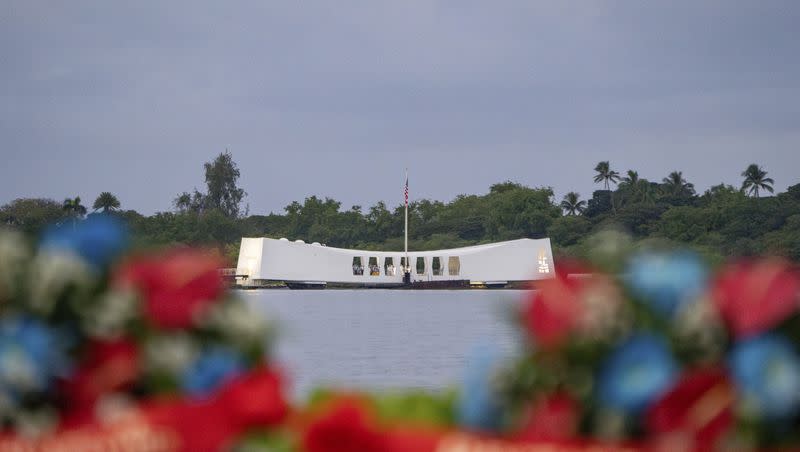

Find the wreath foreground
[[0, 218, 799, 451]]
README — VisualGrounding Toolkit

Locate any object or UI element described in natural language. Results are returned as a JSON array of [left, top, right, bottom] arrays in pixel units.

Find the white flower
[[578, 277, 630, 341], [27, 251, 93, 315], [200, 299, 272, 346], [674, 295, 725, 363], [144, 333, 198, 376], [0, 230, 30, 302], [82, 290, 139, 339]]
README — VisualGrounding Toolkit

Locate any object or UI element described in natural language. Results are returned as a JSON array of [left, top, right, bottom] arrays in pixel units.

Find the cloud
[[1, 1, 798, 214]]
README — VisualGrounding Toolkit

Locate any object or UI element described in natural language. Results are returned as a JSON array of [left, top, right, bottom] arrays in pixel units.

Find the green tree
[[485, 185, 560, 239], [621, 170, 639, 186], [173, 189, 206, 213], [441, 195, 486, 241], [698, 184, 745, 208], [760, 214, 800, 261], [657, 206, 710, 242], [715, 197, 784, 252], [593, 161, 621, 190], [282, 196, 357, 246], [240, 213, 290, 238], [559, 192, 586, 216], [585, 190, 613, 217], [661, 171, 695, 198], [173, 192, 192, 212], [62, 197, 87, 228], [614, 203, 668, 237], [617, 171, 657, 206], [412, 199, 449, 238], [741, 164, 774, 197], [783, 183, 800, 201], [489, 181, 525, 194], [638, 182, 659, 204], [548, 215, 591, 247], [92, 192, 121, 212], [366, 201, 394, 242], [204, 150, 246, 217], [0, 198, 68, 235]]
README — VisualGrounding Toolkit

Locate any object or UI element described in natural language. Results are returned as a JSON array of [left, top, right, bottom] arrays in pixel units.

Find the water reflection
[[240, 289, 525, 400]]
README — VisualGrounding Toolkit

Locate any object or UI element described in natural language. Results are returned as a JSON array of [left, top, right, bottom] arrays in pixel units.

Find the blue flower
[[457, 343, 505, 432], [597, 334, 678, 414], [0, 316, 68, 397], [40, 214, 128, 270], [625, 251, 707, 316], [180, 347, 245, 397], [729, 334, 800, 419]]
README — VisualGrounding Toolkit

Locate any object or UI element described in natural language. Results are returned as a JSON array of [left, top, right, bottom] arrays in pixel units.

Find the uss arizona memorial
[[235, 237, 555, 289], [236, 171, 555, 288]]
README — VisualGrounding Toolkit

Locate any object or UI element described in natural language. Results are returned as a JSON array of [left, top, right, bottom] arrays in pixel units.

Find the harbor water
[[239, 289, 527, 400]]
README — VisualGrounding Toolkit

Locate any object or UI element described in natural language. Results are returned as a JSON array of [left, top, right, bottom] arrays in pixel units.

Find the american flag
[[404, 174, 409, 206]]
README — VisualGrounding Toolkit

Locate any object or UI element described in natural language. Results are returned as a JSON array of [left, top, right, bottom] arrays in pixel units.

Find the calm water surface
[[239, 289, 529, 399]]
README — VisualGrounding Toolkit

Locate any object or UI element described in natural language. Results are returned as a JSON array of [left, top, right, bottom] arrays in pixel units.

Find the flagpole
[[404, 168, 409, 280]]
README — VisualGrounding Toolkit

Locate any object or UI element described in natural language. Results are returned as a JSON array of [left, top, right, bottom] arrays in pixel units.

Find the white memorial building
[[235, 237, 554, 289]]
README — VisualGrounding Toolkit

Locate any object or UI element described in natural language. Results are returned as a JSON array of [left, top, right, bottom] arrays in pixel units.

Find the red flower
[[303, 399, 387, 452], [383, 427, 444, 452], [516, 392, 579, 441], [711, 259, 800, 338], [523, 262, 587, 348], [144, 397, 234, 452], [60, 339, 140, 426], [216, 366, 289, 430], [524, 261, 620, 349], [140, 367, 289, 452], [646, 369, 734, 451], [116, 249, 225, 329]]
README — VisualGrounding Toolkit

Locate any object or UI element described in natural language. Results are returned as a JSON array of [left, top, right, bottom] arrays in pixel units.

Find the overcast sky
[[2, 1, 798, 215]]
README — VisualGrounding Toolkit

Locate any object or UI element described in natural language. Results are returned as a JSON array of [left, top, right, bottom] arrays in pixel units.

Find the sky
[[1, 1, 799, 215]]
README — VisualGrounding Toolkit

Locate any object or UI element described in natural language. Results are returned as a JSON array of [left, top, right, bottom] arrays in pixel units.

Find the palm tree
[[741, 164, 774, 197], [174, 192, 192, 212], [560, 192, 586, 216], [661, 171, 695, 197], [593, 161, 621, 190], [617, 170, 641, 206], [92, 192, 121, 212], [639, 181, 658, 204], [62, 196, 87, 228], [622, 170, 640, 186], [173, 189, 207, 213]]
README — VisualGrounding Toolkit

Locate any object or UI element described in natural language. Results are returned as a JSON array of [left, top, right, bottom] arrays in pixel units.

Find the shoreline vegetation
[[2, 153, 798, 265]]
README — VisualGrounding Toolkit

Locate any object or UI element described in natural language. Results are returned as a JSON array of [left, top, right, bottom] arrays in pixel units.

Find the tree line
[[2, 153, 798, 264]]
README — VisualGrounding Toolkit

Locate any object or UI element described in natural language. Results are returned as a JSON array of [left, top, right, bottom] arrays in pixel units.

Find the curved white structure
[[236, 237, 554, 288]]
